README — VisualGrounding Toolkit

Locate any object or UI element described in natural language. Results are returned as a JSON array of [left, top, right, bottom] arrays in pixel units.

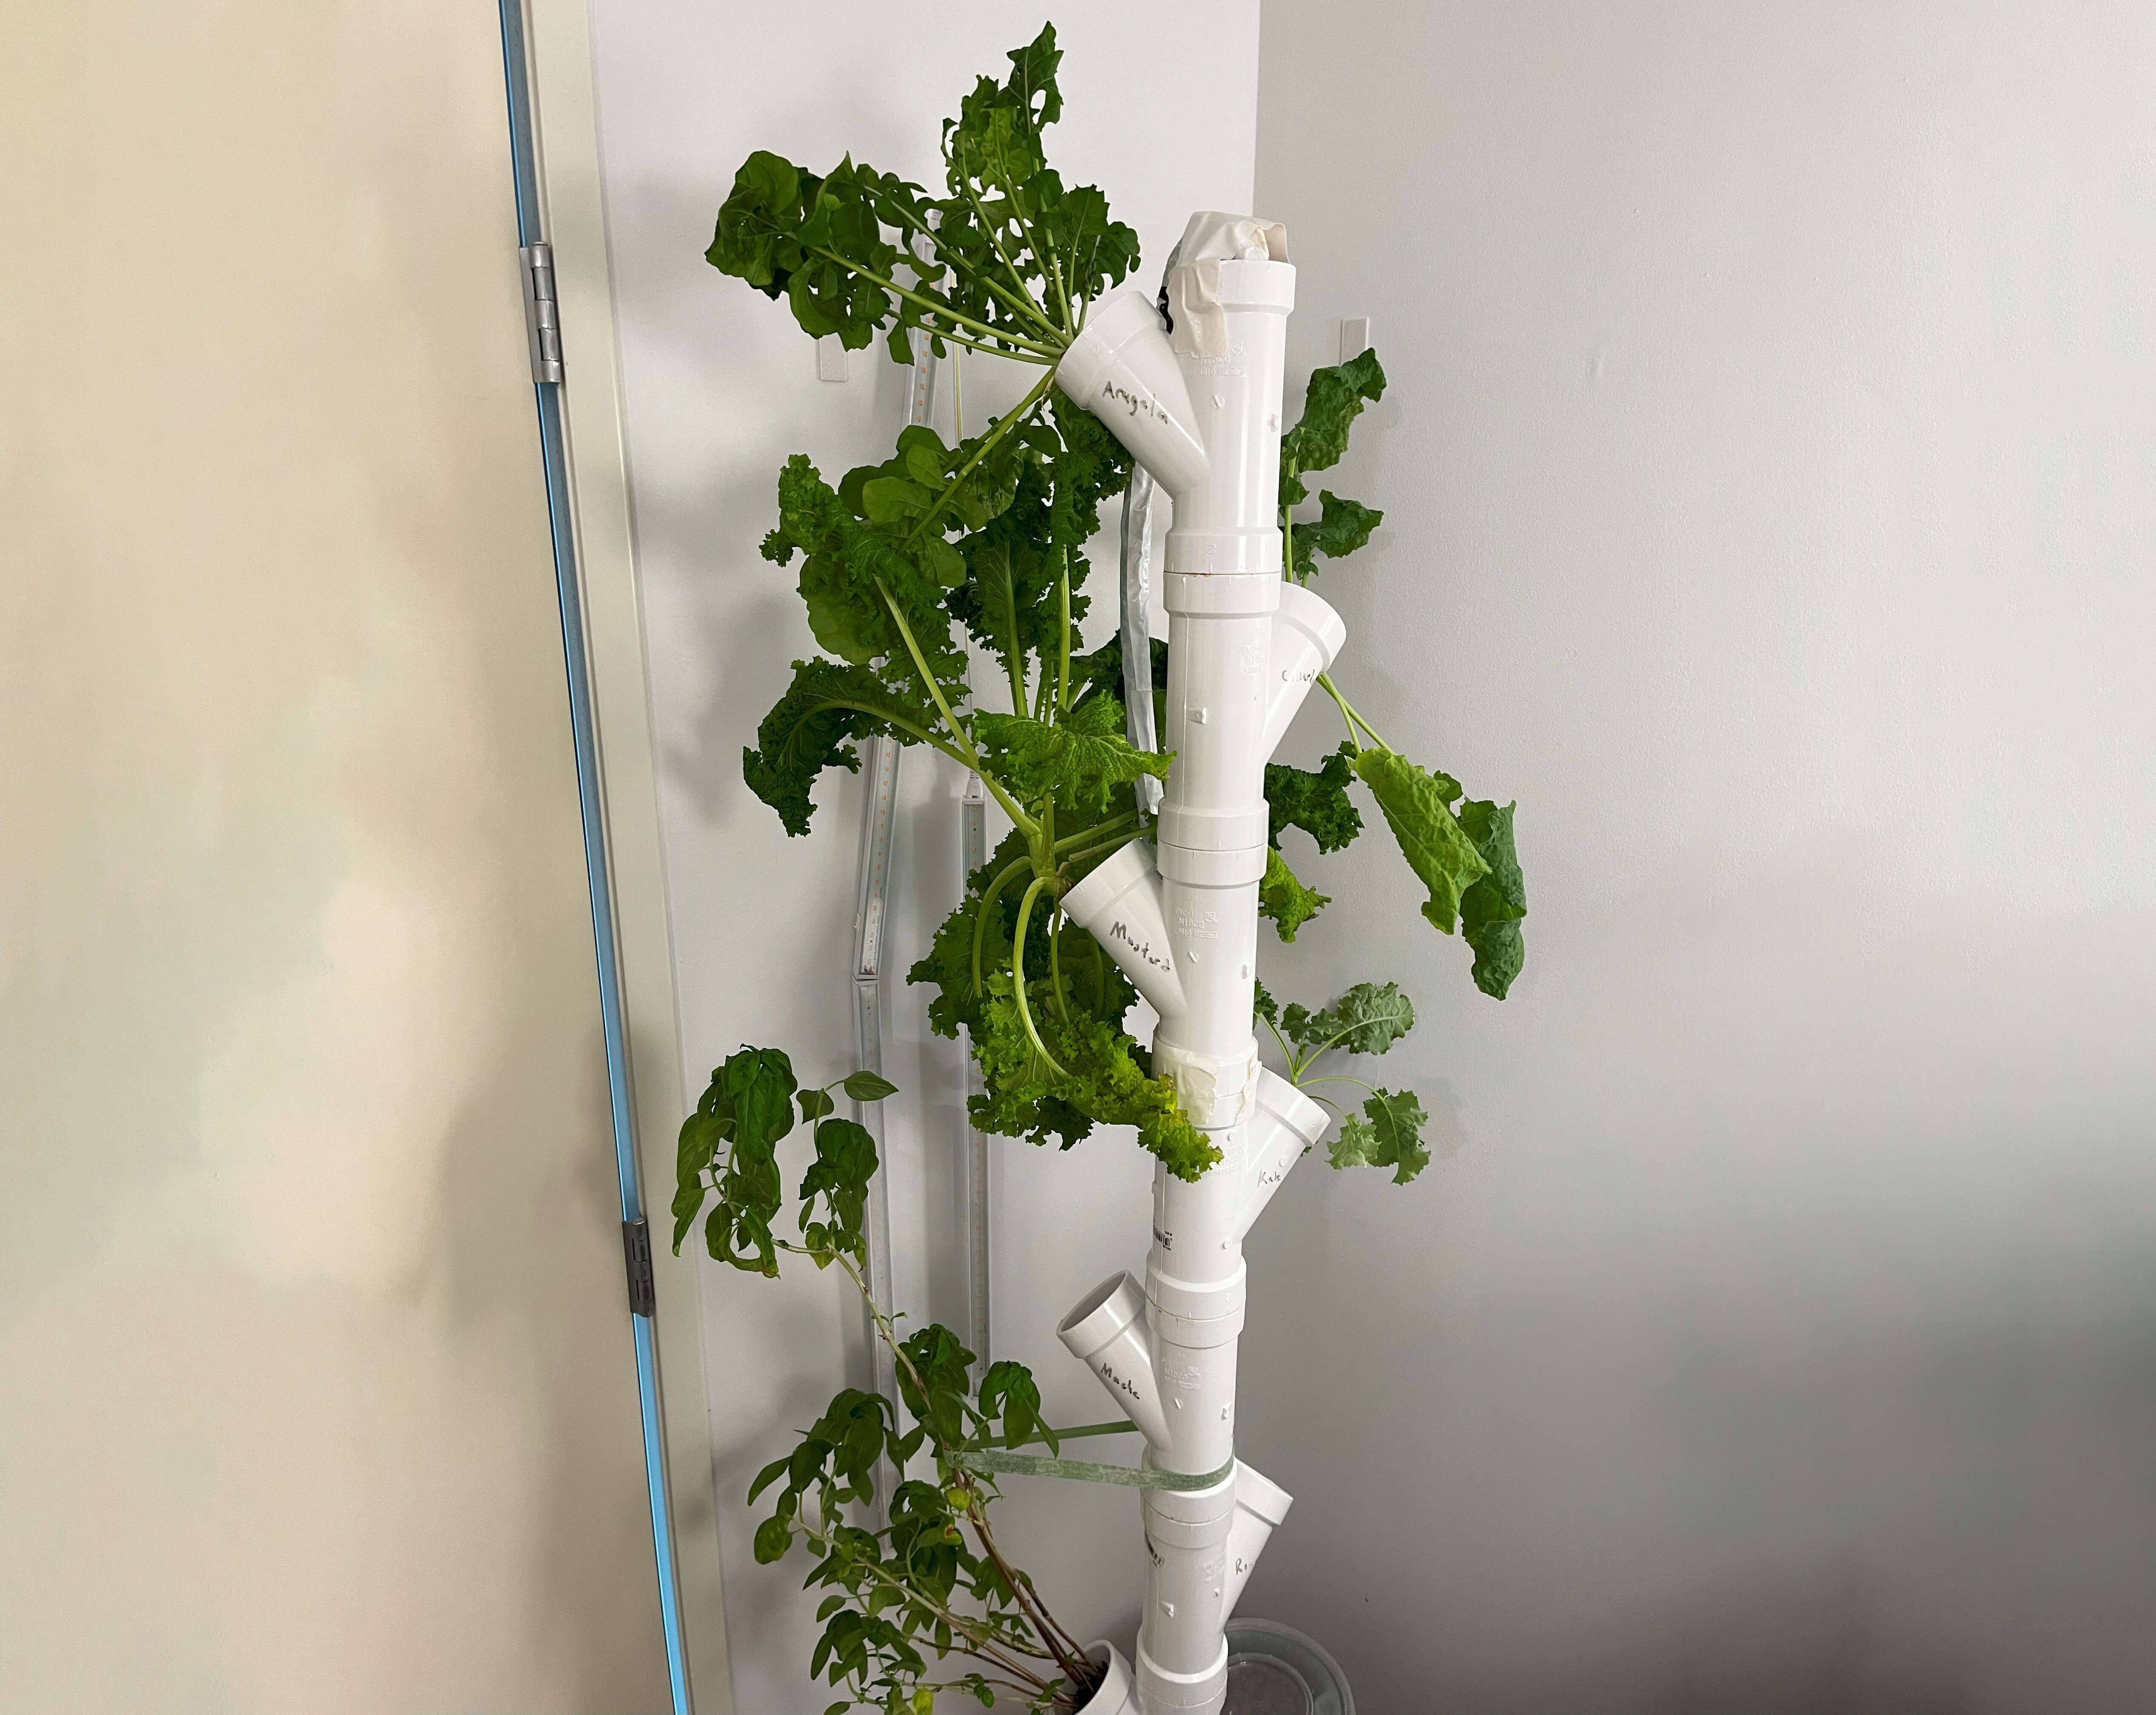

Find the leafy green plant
[[691, 21, 1531, 1710], [675, 1048, 1104, 1713]]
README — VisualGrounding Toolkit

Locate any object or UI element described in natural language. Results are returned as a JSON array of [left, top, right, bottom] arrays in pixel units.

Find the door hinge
[[519, 241, 563, 384], [622, 1217, 656, 1318]]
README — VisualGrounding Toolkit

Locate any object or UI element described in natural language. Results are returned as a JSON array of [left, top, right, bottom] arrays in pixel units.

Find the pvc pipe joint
[[1057, 1271, 1170, 1446], [1233, 1069, 1331, 1242], [1223, 1461, 1293, 1620], [1261, 582, 1347, 757], [1061, 841, 1183, 1020], [1055, 292, 1209, 496]]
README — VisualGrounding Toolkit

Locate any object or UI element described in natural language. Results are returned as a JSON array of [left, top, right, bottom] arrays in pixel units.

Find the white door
[[0, 4, 680, 1709]]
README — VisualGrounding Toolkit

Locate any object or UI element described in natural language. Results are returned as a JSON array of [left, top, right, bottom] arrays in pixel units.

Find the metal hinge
[[519, 241, 563, 383], [622, 1217, 656, 1318]]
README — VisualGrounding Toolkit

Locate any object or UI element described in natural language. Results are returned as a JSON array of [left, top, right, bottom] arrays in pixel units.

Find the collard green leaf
[[1289, 490, 1384, 582], [1258, 846, 1328, 942], [1353, 746, 1491, 934], [1266, 741, 1363, 853], [1280, 349, 1387, 505], [1328, 1086, 1431, 1185], [1457, 798, 1528, 1000]]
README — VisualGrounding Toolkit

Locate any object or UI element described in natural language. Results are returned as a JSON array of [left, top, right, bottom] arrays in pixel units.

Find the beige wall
[[0, 4, 671, 1711]]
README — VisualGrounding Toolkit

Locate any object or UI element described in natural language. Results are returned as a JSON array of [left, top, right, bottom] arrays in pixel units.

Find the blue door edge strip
[[493, 4, 694, 1709]]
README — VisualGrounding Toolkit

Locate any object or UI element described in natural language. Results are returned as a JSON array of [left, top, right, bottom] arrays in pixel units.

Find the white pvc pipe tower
[[1054, 213, 1344, 1715]]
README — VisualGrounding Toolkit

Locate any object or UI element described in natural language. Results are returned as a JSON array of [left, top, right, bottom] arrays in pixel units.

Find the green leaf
[[753, 1513, 795, 1564], [1457, 798, 1529, 1000], [701, 1047, 799, 1275], [1328, 1086, 1431, 1184], [1285, 981, 1416, 1057], [1280, 348, 1387, 505], [1252, 978, 1279, 1028], [799, 1117, 880, 1265], [841, 1070, 899, 1103], [972, 699, 1170, 815], [796, 1087, 836, 1123], [976, 1360, 1055, 1454], [1290, 490, 1384, 581], [1258, 846, 1329, 942], [742, 659, 944, 838], [1266, 742, 1364, 853], [1353, 747, 1491, 935]]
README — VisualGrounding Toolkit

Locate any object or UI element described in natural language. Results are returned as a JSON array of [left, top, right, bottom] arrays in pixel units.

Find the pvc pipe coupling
[[1057, 1271, 1172, 1447], [1223, 1461, 1292, 1620], [1262, 581, 1347, 757]]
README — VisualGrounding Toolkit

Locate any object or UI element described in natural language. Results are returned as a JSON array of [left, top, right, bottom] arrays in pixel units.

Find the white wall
[[582, 5, 1258, 1707], [1245, 3, 2156, 1710], [0, 3, 669, 1709]]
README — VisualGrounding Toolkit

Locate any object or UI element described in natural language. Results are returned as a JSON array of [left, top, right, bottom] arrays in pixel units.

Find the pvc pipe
[[1261, 582, 1346, 756], [1081, 1640, 1140, 1715], [1223, 1461, 1293, 1620], [1233, 1069, 1330, 1242], [1138, 1461, 1236, 1709], [1055, 291, 1208, 496], [1059, 212, 1302, 1715], [1061, 841, 1183, 1020], [1057, 1272, 1171, 1447]]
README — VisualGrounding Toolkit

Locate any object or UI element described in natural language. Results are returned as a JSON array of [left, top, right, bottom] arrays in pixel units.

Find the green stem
[[1055, 827, 1141, 873], [904, 365, 1058, 546], [822, 702, 971, 771], [796, 240, 1060, 359], [1052, 811, 1136, 853], [949, 163, 1057, 332], [1316, 671, 1389, 753], [1055, 547, 1071, 718], [865, 182, 1063, 341], [1009, 876, 1069, 1079], [970, 853, 1035, 993], [874, 581, 1036, 839], [1047, 906, 1069, 1023]]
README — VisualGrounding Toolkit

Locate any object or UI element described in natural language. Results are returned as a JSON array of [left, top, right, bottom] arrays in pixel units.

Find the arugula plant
[[687, 21, 1530, 1711]]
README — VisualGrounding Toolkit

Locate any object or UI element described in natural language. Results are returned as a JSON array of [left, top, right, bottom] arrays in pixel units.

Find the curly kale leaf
[[741, 659, 941, 838], [1329, 1087, 1431, 1185], [1259, 846, 1329, 942], [1266, 741, 1363, 853], [1352, 746, 1492, 935], [972, 692, 1171, 815], [1280, 981, 1416, 1058], [1280, 348, 1387, 506], [756, 446, 980, 681], [1457, 797, 1528, 999], [971, 972, 1217, 1180]]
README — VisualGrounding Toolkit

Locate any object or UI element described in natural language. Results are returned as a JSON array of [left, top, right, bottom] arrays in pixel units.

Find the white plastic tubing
[[1054, 213, 1342, 1715]]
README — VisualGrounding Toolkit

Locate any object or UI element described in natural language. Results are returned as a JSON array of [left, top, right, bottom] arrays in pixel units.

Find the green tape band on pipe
[[952, 1446, 1236, 1493]]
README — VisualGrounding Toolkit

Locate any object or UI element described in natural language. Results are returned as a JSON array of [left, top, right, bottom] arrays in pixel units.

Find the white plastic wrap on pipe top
[[1057, 211, 1305, 1715]]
